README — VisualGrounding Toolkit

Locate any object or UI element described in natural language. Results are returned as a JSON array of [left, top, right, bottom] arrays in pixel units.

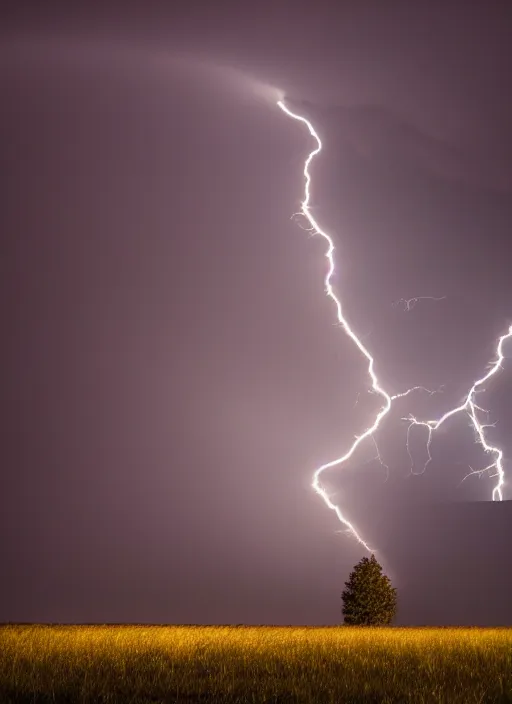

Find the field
[[1, 625, 512, 703]]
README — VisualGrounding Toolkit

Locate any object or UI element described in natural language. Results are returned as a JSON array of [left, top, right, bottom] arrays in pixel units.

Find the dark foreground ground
[[1, 624, 512, 703]]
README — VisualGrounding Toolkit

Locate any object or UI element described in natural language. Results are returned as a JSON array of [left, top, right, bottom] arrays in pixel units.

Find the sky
[[2, 1, 512, 625]]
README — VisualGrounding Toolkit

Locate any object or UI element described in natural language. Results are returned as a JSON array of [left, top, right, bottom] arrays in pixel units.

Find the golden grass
[[1, 624, 512, 702]]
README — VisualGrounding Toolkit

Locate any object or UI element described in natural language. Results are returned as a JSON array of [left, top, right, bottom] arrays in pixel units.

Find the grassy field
[[1, 625, 512, 703]]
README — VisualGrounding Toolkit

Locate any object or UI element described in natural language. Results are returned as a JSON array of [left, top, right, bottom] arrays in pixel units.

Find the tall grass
[[1, 624, 512, 702]]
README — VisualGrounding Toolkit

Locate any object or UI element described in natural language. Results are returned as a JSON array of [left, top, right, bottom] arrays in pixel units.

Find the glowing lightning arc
[[404, 325, 512, 501], [277, 97, 509, 553], [277, 99, 395, 553]]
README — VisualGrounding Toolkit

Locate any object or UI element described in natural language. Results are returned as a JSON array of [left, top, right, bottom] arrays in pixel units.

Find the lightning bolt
[[277, 98, 401, 553], [277, 97, 509, 553], [403, 325, 512, 501]]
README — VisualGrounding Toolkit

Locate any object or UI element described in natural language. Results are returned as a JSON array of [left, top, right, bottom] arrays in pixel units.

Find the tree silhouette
[[342, 554, 397, 625]]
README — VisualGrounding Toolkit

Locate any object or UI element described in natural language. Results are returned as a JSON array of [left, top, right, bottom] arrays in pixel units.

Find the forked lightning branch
[[277, 99, 510, 553]]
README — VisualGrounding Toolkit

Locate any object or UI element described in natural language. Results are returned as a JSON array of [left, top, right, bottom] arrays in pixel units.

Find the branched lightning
[[403, 325, 512, 500], [391, 385, 442, 401], [394, 296, 446, 311], [277, 97, 510, 553], [278, 98, 411, 552]]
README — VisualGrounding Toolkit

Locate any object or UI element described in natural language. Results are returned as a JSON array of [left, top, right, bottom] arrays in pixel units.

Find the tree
[[341, 554, 397, 625]]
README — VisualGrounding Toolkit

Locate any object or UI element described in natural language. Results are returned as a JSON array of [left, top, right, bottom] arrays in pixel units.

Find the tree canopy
[[341, 554, 397, 625]]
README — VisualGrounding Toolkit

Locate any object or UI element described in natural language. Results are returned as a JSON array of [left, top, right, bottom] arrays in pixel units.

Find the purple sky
[[2, 1, 512, 625]]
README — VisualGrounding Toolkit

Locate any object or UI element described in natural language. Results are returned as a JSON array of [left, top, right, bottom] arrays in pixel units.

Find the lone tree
[[341, 554, 397, 625]]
